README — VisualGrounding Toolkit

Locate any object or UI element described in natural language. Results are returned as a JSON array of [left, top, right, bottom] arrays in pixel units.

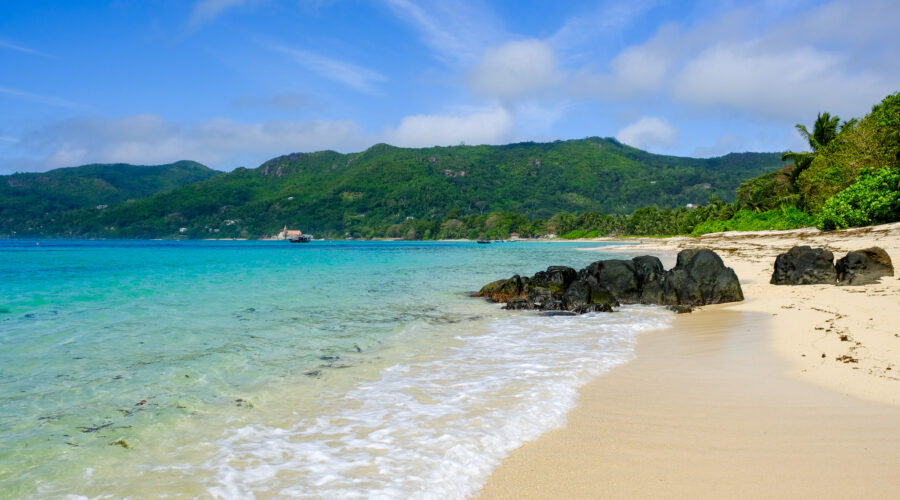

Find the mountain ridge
[[1, 138, 784, 238]]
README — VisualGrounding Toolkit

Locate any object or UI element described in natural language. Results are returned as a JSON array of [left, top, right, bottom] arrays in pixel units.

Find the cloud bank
[[468, 40, 562, 101], [616, 117, 677, 150], [8, 115, 368, 172], [385, 107, 514, 148]]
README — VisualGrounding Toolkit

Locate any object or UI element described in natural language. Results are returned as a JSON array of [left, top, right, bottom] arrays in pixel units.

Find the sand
[[479, 222, 900, 499]]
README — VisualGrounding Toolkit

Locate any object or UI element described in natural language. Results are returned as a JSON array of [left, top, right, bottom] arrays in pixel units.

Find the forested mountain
[[0, 161, 220, 235], [5, 138, 782, 238], [1, 138, 784, 239]]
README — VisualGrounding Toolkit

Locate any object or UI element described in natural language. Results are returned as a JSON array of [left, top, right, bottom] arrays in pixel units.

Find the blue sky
[[0, 0, 897, 173]]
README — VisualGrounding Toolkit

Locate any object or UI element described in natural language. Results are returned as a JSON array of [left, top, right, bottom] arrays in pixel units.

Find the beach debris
[[475, 249, 743, 314], [304, 370, 321, 378], [234, 398, 253, 408], [135, 400, 147, 406], [770, 246, 836, 285], [835, 247, 894, 285], [109, 439, 129, 448], [836, 355, 859, 363]]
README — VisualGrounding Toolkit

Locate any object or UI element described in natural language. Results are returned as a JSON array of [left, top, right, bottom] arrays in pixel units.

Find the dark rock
[[660, 249, 744, 306], [632, 255, 667, 304], [563, 277, 619, 313], [531, 266, 577, 294], [632, 255, 666, 284], [474, 274, 528, 302], [505, 297, 530, 310], [479, 248, 742, 315], [582, 259, 641, 302], [525, 286, 560, 310], [667, 304, 693, 314], [770, 246, 836, 285], [835, 247, 894, 285]]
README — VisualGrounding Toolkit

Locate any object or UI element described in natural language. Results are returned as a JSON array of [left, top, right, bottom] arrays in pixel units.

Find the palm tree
[[782, 112, 842, 184]]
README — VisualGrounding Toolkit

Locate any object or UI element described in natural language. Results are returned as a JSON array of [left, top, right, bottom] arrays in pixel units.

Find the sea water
[[0, 240, 672, 499]]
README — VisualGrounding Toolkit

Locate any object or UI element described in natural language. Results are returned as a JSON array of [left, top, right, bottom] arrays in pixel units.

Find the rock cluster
[[475, 249, 744, 314], [771, 246, 894, 286], [770, 246, 837, 285], [835, 247, 895, 285]]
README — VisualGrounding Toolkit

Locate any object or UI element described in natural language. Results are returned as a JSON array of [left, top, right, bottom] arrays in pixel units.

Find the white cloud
[[548, 0, 662, 54], [574, 0, 899, 122], [616, 116, 677, 150], [268, 44, 387, 94], [673, 42, 892, 119], [469, 40, 562, 101], [385, 107, 514, 148], [383, 0, 504, 66], [11, 114, 368, 172]]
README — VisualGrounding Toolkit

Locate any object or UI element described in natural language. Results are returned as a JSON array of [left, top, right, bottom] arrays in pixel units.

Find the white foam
[[203, 306, 672, 499]]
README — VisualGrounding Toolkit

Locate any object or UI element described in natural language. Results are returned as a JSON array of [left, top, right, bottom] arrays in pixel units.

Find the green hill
[[23, 137, 782, 239], [0, 161, 220, 235]]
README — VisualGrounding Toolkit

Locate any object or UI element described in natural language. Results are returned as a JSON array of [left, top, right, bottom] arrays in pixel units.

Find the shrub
[[691, 207, 815, 236], [816, 167, 900, 230]]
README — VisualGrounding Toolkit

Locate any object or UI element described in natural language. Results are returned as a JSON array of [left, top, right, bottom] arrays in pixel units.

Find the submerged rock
[[835, 247, 894, 285], [770, 246, 836, 285]]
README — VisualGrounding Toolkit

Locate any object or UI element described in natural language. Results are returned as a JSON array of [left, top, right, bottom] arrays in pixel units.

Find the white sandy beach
[[480, 222, 900, 498]]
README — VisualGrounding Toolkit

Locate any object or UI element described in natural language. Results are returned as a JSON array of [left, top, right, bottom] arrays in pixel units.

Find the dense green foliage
[[816, 167, 900, 230], [797, 93, 900, 211], [0, 161, 220, 235], [690, 207, 815, 236], [5, 138, 782, 238], [699, 91, 900, 235]]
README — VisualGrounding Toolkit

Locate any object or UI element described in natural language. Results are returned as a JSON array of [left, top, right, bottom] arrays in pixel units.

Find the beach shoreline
[[479, 223, 900, 498]]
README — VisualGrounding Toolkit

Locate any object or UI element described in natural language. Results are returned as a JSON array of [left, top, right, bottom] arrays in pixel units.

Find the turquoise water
[[0, 240, 671, 498]]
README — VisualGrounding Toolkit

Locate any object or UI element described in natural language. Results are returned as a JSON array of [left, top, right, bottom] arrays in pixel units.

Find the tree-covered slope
[[797, 92, 900, 211], [9, 138, 783, 238], [0, 161, 220, 235]]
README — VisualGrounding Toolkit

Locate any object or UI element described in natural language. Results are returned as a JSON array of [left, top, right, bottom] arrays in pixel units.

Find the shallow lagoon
[[0, 239, 670, 498]]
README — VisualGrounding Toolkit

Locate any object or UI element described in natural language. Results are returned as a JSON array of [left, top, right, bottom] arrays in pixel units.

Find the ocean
[[0, 240, 672, 499]]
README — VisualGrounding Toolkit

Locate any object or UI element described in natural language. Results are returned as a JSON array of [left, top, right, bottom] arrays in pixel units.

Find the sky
[[0, 0, 897, 174]]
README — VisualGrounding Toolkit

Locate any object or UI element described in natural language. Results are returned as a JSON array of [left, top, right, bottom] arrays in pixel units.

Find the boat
[[476, 239, 491, 244], [282, 225, 312, 243], [289, 234, 312, 243]]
